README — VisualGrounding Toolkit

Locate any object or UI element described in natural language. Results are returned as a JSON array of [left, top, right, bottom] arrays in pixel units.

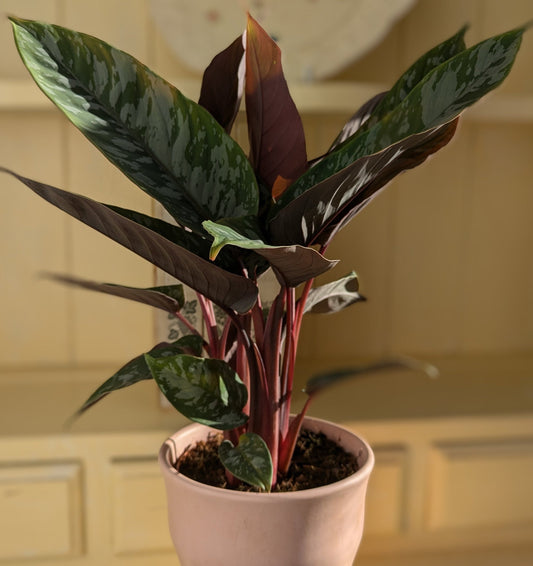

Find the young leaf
[[218, 432, 273, 492], [274, 27, 524, 212], [245, 14, 307, 194], [44, 274, 185, 314], [0, 168, 258, 313], [10, 17, 259, 233], [199, 35, 245, 133], [145, 354, 249, 430], [71, 336, 204, 419], [304, 356, 439, 396], [303, 272, 365, 315], [203, 219, 337, 287]]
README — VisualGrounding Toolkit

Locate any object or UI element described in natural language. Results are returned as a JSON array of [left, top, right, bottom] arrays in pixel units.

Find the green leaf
[[71, 336, 204, 418], [0, 167, 258, 313], [274, 27, 524, 212], [303, 272, 365, 315], [10, 17, 259, 233], [145, 354, 248, 430], [203, 219, 337, 287], [45, 274, 185, 314], [218, 432, 273, 492], [245, 14, 307, 195], [305, 356, 439, 396], [364, 25, 468, 129]]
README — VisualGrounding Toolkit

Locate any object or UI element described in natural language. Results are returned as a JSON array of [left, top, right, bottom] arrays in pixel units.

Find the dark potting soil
[[175, 429, 360, 492]]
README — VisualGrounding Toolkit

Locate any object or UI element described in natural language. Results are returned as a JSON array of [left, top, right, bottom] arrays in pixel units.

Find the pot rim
[[159, 416, 374, 500]]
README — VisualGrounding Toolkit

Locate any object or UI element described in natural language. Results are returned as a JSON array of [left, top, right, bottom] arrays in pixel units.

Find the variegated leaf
[[145, 354, 248, 430], [219, 433, 273, 492], [10, 17, 259, 233], [303, 272, 365, 315]]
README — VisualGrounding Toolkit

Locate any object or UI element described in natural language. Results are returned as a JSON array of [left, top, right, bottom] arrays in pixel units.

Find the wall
[[1, 2, 532, 414]]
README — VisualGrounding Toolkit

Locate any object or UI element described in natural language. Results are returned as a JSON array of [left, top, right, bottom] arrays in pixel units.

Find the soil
[[175, 428, 360, 492]]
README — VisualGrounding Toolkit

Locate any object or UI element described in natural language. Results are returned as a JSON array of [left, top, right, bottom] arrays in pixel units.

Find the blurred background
[[0, 1, 532, 565]]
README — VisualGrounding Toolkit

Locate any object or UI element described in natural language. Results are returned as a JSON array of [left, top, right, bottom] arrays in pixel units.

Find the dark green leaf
[[274, 27, 524, 212], [145, 354, 249, 430], [219, 432, 273, 492], [72, 337, 204, 418], [364, 25, 468, 129], [0, 167, 258, 313], [305, 356, 439, 396], [203, 219, 337, 287], [44, 273, 185, 313], [199, 35, 244, 133], [303, 272, 365, 315], [245, 14, 307, 195], [269, 120, 458, 246], [10, 17, 259, 233]]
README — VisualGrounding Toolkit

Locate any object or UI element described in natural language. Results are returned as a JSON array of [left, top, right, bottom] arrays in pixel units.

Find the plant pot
[[158, 416, 374, 566]]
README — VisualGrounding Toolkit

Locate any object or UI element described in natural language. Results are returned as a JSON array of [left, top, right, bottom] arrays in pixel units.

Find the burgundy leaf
[[1, 167, 258, 313], [245, 14, 307, 194], [269, 120, 458, 247], [43, 273, 185, 314], [198, 35, 245, 133]]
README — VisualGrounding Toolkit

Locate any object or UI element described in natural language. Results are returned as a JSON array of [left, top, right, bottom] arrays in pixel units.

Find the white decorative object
[[150, 0, 416, 81]]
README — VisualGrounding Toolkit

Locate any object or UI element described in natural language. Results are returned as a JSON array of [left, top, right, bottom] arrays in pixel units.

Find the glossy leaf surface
[[203, 219, 337, 287], [269, 120, 458, 246], [44, 274, 185, 313], [245, 14, 307, 194], [1, 167, 258, 313], [73, 336, 204, 418], [274, 27, 524, 212], [219, 432, 273, 491], [11, 17, 258, 233], [145, 354, 249, 430], [303, 272, 365, 315], [199, 35, 245, 133]]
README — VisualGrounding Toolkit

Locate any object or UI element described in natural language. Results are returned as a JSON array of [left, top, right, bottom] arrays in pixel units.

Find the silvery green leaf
[[219, 432, 273, 492], [10, 17, 259, 234], [72, 336, 204, 418], [145, 354, 248, 430]]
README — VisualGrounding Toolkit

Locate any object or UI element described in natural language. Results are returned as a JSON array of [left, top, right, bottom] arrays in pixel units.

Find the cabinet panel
[[0, 461, 83, 560], [365, 447, 407, 536], [427, 439, 533, 530], [111, 458, 172, 555]]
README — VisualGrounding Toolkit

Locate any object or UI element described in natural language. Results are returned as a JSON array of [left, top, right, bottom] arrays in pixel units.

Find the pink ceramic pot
[[159, 416, 374, 566]]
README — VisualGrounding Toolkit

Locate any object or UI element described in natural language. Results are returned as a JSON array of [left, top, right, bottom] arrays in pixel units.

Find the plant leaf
[[363, 25, 468, 130], [199, 35, 245, 133], [71, 336, 204, 419], [203, 219, 337, 287], [305, 356, 439, 396], [269, 120, 458, 246], [219, 432, 273, 492], [145, 354, 249, 430], [44, 273, 185, 313], [0, 167, 258, 313], [303, 272, 365, 315], [245, 14, 307, 194], [274, 27, 524, 212], [10, 17, 259, 233]]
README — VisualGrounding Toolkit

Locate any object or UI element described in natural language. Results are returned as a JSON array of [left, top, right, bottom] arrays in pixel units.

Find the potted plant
[[1, 12, 526, 566]]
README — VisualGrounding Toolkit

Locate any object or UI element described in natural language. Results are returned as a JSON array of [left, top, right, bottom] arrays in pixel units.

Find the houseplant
[[1, 11, 525, 565]]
